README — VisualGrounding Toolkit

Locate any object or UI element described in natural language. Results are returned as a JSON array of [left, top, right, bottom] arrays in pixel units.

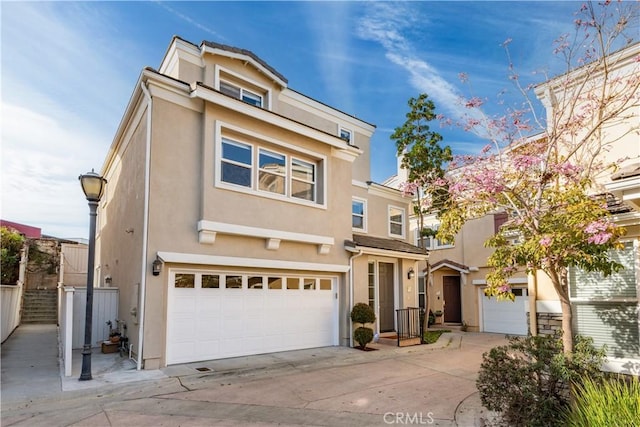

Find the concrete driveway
[[1, 328, 507, 426]]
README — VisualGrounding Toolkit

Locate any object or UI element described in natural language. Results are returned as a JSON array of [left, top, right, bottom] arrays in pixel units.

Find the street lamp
[[78, 169, 107, 381]]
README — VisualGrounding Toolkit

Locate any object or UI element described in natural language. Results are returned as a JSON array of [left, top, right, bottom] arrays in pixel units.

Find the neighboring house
[[389, 42, 639, 374], [97, 36, 427, 369]]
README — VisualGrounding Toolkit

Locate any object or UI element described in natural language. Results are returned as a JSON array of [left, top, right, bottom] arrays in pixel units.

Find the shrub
[[354, 327, 374, 349], [1, 227, 25, 285], [427, 309, 435, 326], [350, 302, 376, 324], [564, 375, 640, 427], [351, 303, 376, 349], [476, 333, 605, 427]]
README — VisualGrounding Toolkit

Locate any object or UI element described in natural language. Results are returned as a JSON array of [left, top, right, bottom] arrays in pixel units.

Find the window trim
[[388, 205, 406, 238], [214, 65, 271, 110], [339, 126, 353, 145], [215, 123, 327, 209], [221, 138, 253, 189], [352, 197, 367, 232]]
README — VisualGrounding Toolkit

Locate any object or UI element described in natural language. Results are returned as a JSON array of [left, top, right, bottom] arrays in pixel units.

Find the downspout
[[136, 81, 152, 370], [347, 248, 364, 348]]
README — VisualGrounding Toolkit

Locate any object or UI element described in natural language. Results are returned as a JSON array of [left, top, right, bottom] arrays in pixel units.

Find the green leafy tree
[[1, 227, 25, 285], [391, 93, 452, 241]]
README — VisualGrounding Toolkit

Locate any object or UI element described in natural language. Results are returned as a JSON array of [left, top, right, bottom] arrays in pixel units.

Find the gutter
[[136, 81, 152, 370]]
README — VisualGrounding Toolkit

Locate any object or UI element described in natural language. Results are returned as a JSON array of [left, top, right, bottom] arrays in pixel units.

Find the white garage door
[[166, 271, 338, 365], [482, 288, 529, 335]]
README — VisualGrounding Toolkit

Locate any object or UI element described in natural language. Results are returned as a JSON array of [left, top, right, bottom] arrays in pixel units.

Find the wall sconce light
[[152, 258, 162, 276], [407, 268, 415, 280]]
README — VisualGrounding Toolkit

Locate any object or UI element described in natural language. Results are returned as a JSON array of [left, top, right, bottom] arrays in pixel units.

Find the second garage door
[[482, 287, 529, 335], [166, 271, 338, 365]]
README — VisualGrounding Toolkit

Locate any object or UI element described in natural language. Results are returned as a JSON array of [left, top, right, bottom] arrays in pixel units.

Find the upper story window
[[352, 198, 367, 231], [219, 135, 322, 206], [388, 206, 405, 238], [220, 81, 263, 108], [258, 149, 286, 195], [221, 139, 252, 187], [339, 127, 353, 145], [291, 159, 316, 201], [416, 225, 454, 250]]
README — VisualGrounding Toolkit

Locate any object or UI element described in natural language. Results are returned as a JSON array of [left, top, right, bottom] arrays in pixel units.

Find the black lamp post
[[78, 169, 107, 381]]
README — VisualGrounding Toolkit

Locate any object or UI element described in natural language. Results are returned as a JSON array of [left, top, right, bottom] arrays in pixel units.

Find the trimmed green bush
[[354, 327, 374, 349], [351, 303, 376, 349], [476, 333, 605, 427], [564, 375, 640, 427], [350, 302, 376, 324]]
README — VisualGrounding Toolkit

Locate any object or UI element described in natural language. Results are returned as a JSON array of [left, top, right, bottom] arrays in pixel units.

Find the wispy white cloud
[[304, 2, 356, 113], [152, 1, 224, 40], [356, 3, 468, 122], [1, 2, 132, 238]]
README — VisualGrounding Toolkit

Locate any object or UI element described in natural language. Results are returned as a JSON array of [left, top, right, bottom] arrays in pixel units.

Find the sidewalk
[[1, 324, 503, 426]]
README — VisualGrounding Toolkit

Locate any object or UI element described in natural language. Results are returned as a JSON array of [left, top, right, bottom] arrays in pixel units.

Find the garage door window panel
[[287, 277, 300, 290], [175, 274, 195, 288], [249, 276, 264, 289], [226, 275, 243, 289], [202, 274, 220, 289], [268, 277, 282, 289]]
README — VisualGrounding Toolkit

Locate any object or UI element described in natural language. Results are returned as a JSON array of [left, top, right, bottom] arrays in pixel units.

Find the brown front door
[[443, 276, 461, 323], [379, 262, 395, 332]]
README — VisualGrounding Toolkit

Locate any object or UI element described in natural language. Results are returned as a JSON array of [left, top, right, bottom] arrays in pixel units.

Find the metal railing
[[396, 307, 424, 347]]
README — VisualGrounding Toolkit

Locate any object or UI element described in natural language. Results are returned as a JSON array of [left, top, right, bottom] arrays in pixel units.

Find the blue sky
[[1, 1, 584, 239]]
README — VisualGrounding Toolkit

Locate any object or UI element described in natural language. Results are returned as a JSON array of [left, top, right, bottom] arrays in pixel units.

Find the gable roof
[[346, 234, 428, 256], [201, 40, 288, 86], [429, 259, 469, 273]]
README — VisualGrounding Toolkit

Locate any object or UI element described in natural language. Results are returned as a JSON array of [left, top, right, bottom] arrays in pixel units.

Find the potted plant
[[350, 303, 376, 350], [106, 320, 120, 343]]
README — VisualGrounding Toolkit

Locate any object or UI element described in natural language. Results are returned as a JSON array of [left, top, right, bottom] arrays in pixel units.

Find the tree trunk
[[559, 295, 574, 355]]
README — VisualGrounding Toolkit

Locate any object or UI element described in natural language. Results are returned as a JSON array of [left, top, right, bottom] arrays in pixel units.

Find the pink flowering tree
[[436, 1, 638, 354]]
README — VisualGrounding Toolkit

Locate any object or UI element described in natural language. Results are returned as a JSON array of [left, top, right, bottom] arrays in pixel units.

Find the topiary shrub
[[476, 332, 605, 427], [564, 375, 640, 427], [351, 302, 376, 324], [351, 303, 376, 349], [354, 327, 374, 349]]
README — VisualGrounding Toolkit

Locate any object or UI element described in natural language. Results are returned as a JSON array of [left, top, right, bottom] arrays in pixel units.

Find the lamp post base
[[79, 345, 93, 381]]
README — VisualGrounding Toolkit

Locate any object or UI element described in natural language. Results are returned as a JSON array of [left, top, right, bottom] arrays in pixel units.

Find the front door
[[379, 262, 395, 332], [443, 276, 461, 323]]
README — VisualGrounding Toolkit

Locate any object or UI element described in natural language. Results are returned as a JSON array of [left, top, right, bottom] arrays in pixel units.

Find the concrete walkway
[[1, 324, 505, 426]]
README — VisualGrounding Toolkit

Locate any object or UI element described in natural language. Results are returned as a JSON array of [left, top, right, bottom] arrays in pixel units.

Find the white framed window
[[218, 135, 322, 205], [220, 80, 263, 108], [291, 158, 316, 202], [352, 198, 367, 231], [221, 138, 253, 188], [388, 206, 405, 238], [339, 127, 353, 145], [258, 148, 286, 195], [416, 225, 454, 250]]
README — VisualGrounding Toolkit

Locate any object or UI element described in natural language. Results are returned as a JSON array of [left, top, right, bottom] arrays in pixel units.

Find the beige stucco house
[[95, 36, 427, 369], [389, 42, 639, 374]]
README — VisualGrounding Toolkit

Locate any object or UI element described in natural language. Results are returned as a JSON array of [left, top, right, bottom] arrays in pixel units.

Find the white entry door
[[482, 287, 529, 335], [166, 271, 338, 365]]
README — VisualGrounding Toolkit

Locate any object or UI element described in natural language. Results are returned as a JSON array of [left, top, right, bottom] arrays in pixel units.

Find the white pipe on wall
[[136, 81, 152, 371]]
